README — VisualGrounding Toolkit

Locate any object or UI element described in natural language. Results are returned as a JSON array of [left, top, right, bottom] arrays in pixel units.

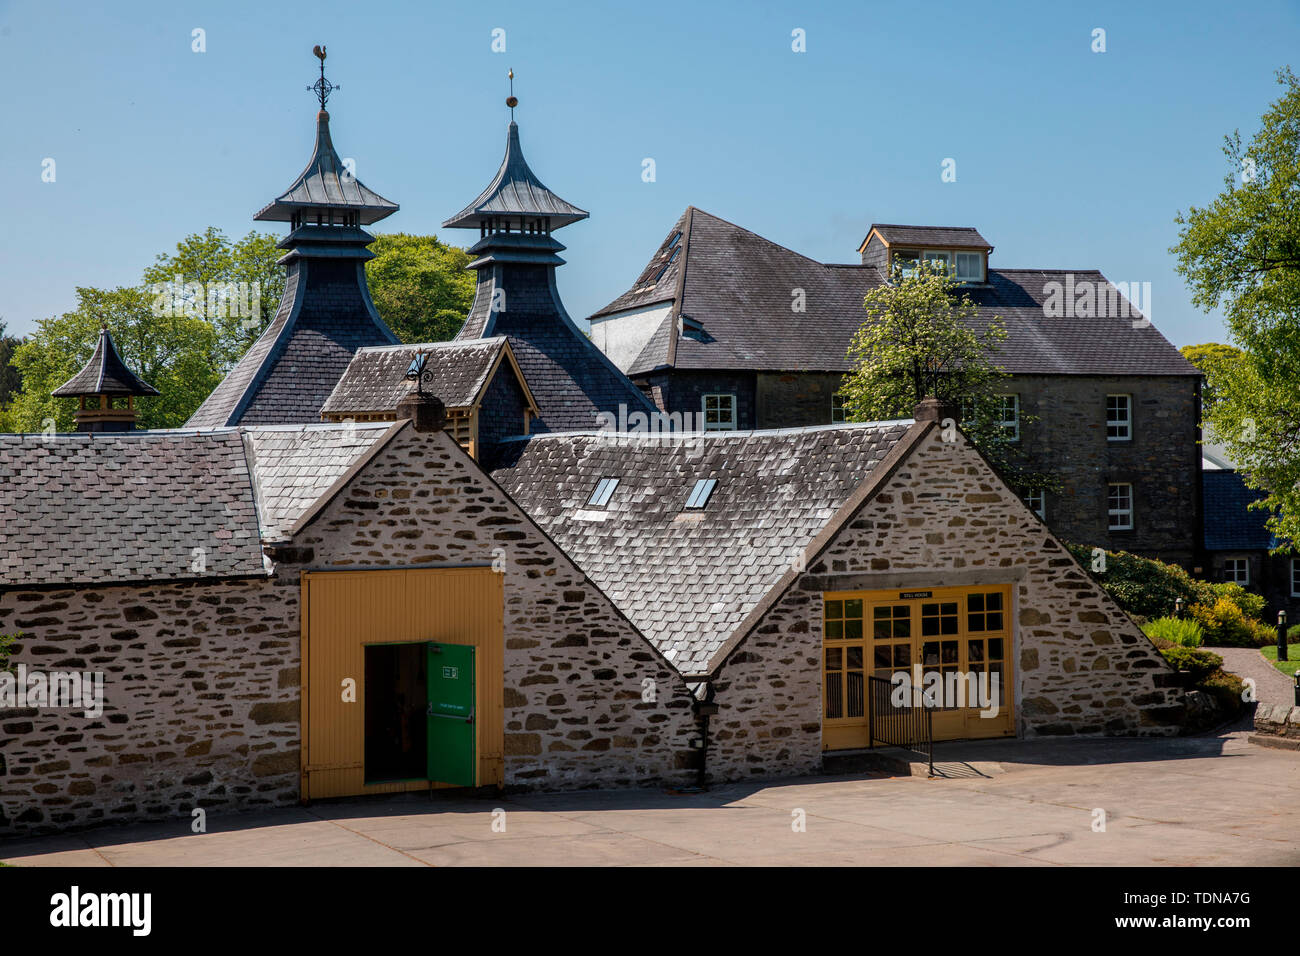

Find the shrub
[[1160, 646, 1225, 682], [1289, 624, 1300, 644], [1207, 582, 1266, 621], [1142, 616, 1204, 647], [1190, 598, 1270, 647], [1065, 543, 1210, 619]]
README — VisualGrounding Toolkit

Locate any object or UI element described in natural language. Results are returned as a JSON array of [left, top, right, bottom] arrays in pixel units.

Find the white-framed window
[[1023, 489, 1046, 520], [999, 394, 1020, 441], [831, 393, 847, 424], [954, 252, 985, 282], [1291, 558, 1300, 597], [702, 393, 737, 431], [1106, 394, 1132, 441], [922, 250, 951, 272], [1107, 482, 1134, 531], [1223, 558, 1250, 586]]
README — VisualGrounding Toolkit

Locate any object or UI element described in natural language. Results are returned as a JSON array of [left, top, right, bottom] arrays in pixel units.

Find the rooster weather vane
[[309, 44, 338, 110]]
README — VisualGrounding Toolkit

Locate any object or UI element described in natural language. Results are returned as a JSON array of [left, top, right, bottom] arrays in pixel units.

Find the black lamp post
[[1278, 609, 1289, 664], [1175, 597, 1185, 619]]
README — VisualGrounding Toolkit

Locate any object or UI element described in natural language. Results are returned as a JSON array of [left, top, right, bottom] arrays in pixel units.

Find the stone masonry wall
[[0, 577, 300, 835], [1, 424, 699, 837], [285, 425, 700, 790], [707, 427, 1185, 783]]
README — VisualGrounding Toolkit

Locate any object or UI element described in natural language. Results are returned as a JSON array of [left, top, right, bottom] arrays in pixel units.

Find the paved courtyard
[[4, 727, 1297, 867]]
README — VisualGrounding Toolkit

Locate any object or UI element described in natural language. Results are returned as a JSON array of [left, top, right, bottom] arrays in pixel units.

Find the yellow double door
[[822, 585, 1015, 750]]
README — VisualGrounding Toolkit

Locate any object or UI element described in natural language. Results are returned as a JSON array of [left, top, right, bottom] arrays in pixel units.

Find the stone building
[[588, 207, 1203, 568], [0, 70, 1190, 836]]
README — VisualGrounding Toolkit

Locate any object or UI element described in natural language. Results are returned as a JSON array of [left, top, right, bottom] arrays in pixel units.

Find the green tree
[[0, 318, 22, 411], [7, 286, 219, 432], [839, 261, 1050, 493], [1172, 67, 1300, 550], [365, 233, 475, 343], [1179, 342, 1244, 412], [142, 227, 284, 368]]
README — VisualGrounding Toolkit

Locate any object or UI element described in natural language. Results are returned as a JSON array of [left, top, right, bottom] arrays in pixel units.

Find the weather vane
[[309, 45, 338, 110], [506, 68, 517, 119]]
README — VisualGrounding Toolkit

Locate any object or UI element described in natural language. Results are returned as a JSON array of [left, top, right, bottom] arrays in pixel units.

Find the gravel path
[[1215, 646, 1295, 708]]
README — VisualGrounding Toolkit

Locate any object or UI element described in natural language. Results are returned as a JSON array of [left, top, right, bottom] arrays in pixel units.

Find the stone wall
[[0, 577, 300, 835], [1009, 374, 1200, 567], [279, 425, 701, 790], [707, 426, 1185, 783], [756, 372, 842, 428], [636, 370, 757, 429], [1, 425, 699, 836]]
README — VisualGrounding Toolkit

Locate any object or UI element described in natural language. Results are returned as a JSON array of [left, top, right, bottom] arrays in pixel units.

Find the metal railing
[[867, 674, 934, 777]]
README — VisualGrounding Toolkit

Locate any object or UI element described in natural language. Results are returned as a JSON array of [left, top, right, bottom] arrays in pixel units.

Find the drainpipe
[[691, 681, 719, 789]]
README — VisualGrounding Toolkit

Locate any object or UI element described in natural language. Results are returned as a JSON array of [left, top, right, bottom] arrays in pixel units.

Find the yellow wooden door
[[301, 567, 504, 800], [822, 585, 1015, 749]]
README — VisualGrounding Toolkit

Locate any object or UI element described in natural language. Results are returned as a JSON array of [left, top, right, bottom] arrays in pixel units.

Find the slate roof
[[591, 207, 1198, 379], [51, 327, 159, 397], [1203, 470, 1275, 551], [0, 431, 263, 587], [0, 424, 402, 586], [243, 422, 394, 540], [442, 122, 588, 230], [255, 110, 398, 225], [320, 337, 513, 416], [490, 420, 916, 674], [865, 224, 992, 250], [186, 263, 400, 428]]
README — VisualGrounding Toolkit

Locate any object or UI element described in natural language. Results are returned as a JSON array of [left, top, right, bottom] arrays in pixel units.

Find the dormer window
[[890, 248, 985, 282]]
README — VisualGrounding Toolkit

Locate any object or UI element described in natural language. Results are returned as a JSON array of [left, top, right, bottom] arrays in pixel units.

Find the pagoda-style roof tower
[[444, 73, 659, 435], [52, 326, 159, 432], [187, 46, 399, 429]]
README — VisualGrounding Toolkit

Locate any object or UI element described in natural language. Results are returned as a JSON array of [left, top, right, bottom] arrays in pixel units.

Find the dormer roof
[[859, 224, 992, 253], [51, 327, 159, 398], [442, 122, 588, 230], [254, 110, 398, 225]]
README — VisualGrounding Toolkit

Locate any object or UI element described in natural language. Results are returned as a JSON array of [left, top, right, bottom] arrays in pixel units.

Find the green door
[[426, 643, 476, 787]]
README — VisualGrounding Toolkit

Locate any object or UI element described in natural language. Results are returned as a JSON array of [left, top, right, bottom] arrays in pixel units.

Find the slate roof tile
[[490, 420, 913, 673]]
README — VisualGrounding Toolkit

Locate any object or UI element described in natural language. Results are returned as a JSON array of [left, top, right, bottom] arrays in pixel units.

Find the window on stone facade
[[1022, 488, 1045, 520], [1292, 559, 1300, 597], [1107, 394, 1132, 441], [587, 477, 619, 508], [831, 393, 847, 423], [999, 394, 1020, 441], [1107, 482, 1134, 530], [1223, 558, 1249, 586], [702, 393, 737, 430]]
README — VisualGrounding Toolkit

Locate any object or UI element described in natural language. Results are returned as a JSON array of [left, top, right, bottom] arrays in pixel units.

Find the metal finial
[[308, 44, 339, 110], [506, 68, 517, 118]]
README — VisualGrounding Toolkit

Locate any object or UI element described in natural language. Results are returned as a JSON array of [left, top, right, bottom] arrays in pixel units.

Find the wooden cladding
[[300, 567, 504, 800]]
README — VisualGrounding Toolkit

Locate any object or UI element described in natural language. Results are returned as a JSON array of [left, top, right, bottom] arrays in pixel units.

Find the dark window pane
[[893, 643, 911, 667], [987, 593, 1003, 611], [845, 619, 863, 640], [922, 617, 939, 636], [941, 616, 958, 635], [942, 640, 959, 664], [874, 645, 892, 668], [874, 619, 893, 640], [826, 673, 843, 719], [825, 647, 842, 670], [968, 613, 986, 632], [988, 638, 1004, 660], [923, 642, 940, 665], [987, 612, 1003, 632], [968, 640, 984, 663], [826, 600, 843, 620], [846, 646, 863, 669], [968, 593, 985, 612], [845, 599, 863, 618]]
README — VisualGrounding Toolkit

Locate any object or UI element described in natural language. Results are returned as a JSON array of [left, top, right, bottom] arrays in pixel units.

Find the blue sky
[[1, 0, 1296, 347]]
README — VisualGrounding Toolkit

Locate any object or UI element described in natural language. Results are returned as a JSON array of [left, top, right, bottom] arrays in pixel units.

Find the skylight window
[[685, 478, 717, 509], [588, 477, 619, 507]]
